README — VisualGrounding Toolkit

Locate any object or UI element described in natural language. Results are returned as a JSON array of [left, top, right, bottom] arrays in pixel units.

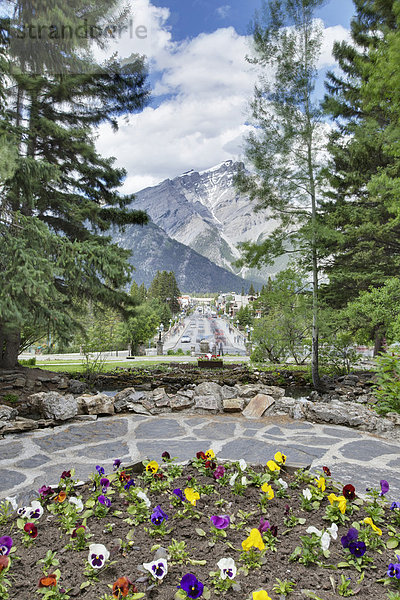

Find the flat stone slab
[[219, 438, 279, 462], [341, 439, 400, 461], [135, 418, 185, 439], [0, 469, 26, 491], [263, 426, 284, 436], [284, 443, 327, 460], [242, 394, 275, 418], [16, 454, 50, 469], [223, 398, 244, 412], [195, 421, 236, 440], [322, 426, 363, 439], [0, 440, 23, 460], [194, 395, 220, 413], [137, 440, 212, 462], [35, 419, 128, 452], [72, 441, 129, 459], [291, 435, 343, 447]]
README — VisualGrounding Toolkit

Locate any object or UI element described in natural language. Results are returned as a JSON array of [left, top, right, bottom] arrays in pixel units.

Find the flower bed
[[1, 451, 400, 599]]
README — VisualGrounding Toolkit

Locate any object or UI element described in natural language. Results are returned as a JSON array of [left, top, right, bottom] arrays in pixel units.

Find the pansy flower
[[60, 470, 71, 480], [363, 517, 382, 536], [38, 573, 57, 588], [205, 449, 215, 460], [151, 505, 168, 525], [258, 518, 270, 533], [342, 484, 356, 500], [146, 461, 159, 474], [303, 488, 312, 500], [266, 460, 280, 472], [88, 543, 109, 569], [112, 576, 135, 598], [252, 591, 272, 600], [124, 479, 135, 491], [261, 483, 274, 499], [388, 559, 400, 579], [69, 497, 84, 512], [217, 557, 236, 580], [204, 460, 216, 470], [54, 491, 67, 504], [27, 500, 43, 520], [242, 528, 265, 552], [322, 466, 331, 476], [100, 478, 110, 492], [119, 471, 130, 483], [113, 459, 121, 470], [327, 493, 347, 514], [315, 476, 326, 492], [210, 515, 230, 529], [184, 488, 200, 506], [391, 502, 400, 510], [161, 451, 171, 460], [173, 488, 185, 502], [274, 451, 286, 465], [341, 527, 359, 549], [38, 485, 53, 499], [348, 540, 366, 557], [380, 480, 390, 496], [137, 491, 151, 507], [24, 523, 38, 538], [0, 556, 9, 574], [0, 536, 13, 556], [143, 558, 168, 580], [179, 573, 204, 599], [98, 495, 111, 508], [96, 466, 105, 475], [71, 524, 87, 538], [213, 465, 225, 480], [196, 451, 206, 460], [270, 525, 278, 537]]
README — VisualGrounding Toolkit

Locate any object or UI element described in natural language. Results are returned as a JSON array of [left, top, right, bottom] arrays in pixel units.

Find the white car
[[181, 335, 191, 343]]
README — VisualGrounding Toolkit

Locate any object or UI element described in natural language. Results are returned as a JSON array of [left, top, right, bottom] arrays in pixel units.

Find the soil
[[1, 457, 396, 600]]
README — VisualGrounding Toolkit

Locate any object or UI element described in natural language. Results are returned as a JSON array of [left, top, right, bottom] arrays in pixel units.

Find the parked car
[[181, 335, 191, 343]]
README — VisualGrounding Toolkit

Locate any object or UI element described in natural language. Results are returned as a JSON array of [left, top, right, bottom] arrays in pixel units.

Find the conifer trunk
[[0, 327, 21, 369]]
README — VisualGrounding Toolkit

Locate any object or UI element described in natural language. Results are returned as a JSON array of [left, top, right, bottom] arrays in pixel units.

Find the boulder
[[170, 394, 194, 412], [236, 384, 284, 399], [113, 388, 146, 413], [242, 394, 275, 418], [68, 379, 88, 395], [194, 395, 220, 414], [193, 382, 223, 398], [220, 385, 238, 400], [0, 405, 18, 421], [76, 393, 114, 416], [26, 391, 78, 421], [222, 397, 244, 413]]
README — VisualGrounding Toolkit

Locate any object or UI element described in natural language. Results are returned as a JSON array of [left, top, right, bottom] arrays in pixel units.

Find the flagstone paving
[[1, 413, 400, 505]]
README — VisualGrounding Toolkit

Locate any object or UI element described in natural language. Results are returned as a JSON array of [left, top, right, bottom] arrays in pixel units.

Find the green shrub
[[19, 357, 36, 366], [373, 352, 400, 415], [3, 393, 19, 403]]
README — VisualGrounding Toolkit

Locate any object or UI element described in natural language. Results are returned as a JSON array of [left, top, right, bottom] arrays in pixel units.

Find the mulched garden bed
[[1, 450, 399, 599]]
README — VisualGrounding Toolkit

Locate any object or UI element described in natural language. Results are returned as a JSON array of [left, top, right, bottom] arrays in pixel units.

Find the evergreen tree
[[148, 271, 181, 315], [320, 1, 399, 313], [0, 2, 149, 368], [236, 0, 326, 388], [248, 283, 256, 297]]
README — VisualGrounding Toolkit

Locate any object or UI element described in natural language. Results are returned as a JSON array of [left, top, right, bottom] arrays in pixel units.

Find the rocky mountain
[[126, 160, 286, 283], [112, 220, 256, 293]]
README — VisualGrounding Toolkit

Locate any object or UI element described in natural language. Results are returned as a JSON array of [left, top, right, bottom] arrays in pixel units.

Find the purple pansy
[[210, 515, 230, 529], [173, 488, 185, 502], [213, 465, 225, 480], [341, 527, 359, 549], [113, 459, 121, 470], [98, 495, 111, 508], [100, 478, 110, 493], [161, 451, 171, 460], [388, 562, 400, 578], [0, 537, 13, 556], [179, 573, 204, 599], [124, 479, 135, 491], [38, 485, 53, 499], [151, 505, 168, 526], [380, 480, 389, 496], [348, 540, 366, 557], [96, 466, 105, 475], [258, 518, 270, 533], [391, 502, 400, 510]]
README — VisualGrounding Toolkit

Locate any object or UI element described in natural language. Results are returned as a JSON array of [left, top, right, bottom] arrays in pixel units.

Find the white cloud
[[216, 5, 231, 19], [95, 2, 350, 194], [318, 23, 351, 67]]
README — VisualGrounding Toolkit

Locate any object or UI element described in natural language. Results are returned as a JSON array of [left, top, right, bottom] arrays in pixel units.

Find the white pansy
[[241, 476, 248, 486], [306, 526, 322, 536], [320, 532, 331, 551], [143, 558, 168, 580], [217, 557, 237, 580], [303, 488, 312, 500], [229, 472, 238, 486], [327, 523, 338, 540], [4, 497, 17, 510], [137, 491, 151, 508], [69, 497, 84, 512], [238, 459, 247, 471], [88, 543, 110, 569], [277, 478, 288, 489], [27, 500, 43, 520]]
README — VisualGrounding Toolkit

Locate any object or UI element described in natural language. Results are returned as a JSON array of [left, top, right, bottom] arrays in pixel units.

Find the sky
[[95, 0, 356, 194]]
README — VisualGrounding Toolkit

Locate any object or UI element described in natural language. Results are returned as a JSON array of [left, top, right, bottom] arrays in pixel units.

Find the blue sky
[[95, 0, 355, 193]]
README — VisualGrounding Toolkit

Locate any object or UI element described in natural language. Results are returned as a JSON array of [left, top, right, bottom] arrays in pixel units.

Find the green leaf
[[16, 518, 25, 530], [298, 518, 306, 524], [386, 538, 399, 549], [150, 544, 161, 552], [85, 499, 95, 508], [202, 587, 211, 600], [195, 528, 206, 537], [80, 510, 93, 519], [80, 581, 91, 590], [126, 529, 135, 541], [337, 562, 350, 568]]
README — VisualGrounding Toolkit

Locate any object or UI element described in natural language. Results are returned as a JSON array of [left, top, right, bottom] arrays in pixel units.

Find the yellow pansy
[[266, 460, 280, 472], [315, 476, 326, 492], [327, 493, 347, 514], [184, 488, 200, 506], [205, 449, 215, 459], [252, 591, 272, 600], [146, 460, 159, 474], [274, 451, 286, 465], [242, 528, 265, 552], [261, 483, 274, 500], [363, 517, 382, 536]]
